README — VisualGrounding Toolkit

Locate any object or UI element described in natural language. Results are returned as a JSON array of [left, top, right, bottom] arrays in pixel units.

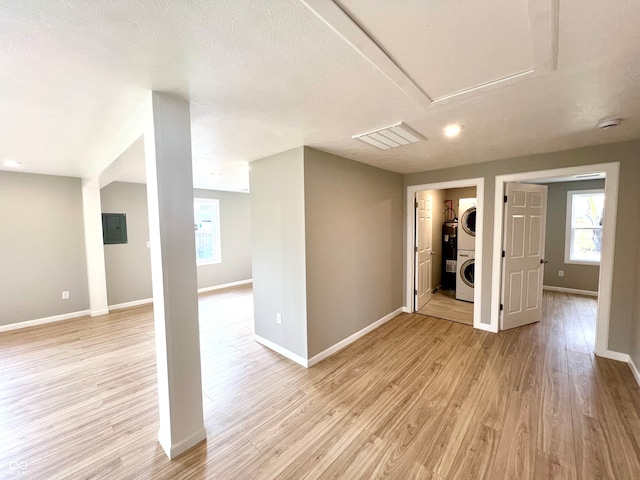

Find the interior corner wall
[[444, 186, 477, 215], [250, 147, 308, 359], [193, 189, 252, 289], [100, 182, 252, 307], [304, 148, 404, 358], [101, 182, 152, 306], [542, 179, 604, 292], [404, 140, 640, 354], [0, 171, 89, 326]]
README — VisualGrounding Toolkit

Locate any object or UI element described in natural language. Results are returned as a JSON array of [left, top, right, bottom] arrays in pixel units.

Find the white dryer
[[458, 198, 477, 251], [456, 249, 475, 302]]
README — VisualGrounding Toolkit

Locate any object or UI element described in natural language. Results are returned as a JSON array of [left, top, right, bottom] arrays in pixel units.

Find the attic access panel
[[102, 213, 128, 245], [337, 0, 537, 99]]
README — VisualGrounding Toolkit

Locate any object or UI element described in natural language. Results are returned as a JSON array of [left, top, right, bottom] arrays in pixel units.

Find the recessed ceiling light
[[3, 159, 22, 168], [238, 162, 249, 170], [211, 172, 223, 179], [444, 124, 463, 138], [353, 122, 426, 150]]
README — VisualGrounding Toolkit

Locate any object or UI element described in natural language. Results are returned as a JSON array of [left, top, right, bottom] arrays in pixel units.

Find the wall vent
[[353, 122, 426, 150]]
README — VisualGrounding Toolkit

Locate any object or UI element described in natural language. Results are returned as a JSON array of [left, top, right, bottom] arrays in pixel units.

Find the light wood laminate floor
[[417, 290, 474, 325], [1, 288, 639, 479]]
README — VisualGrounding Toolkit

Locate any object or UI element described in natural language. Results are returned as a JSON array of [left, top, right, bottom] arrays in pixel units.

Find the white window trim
[[564, 189, 604, 266], [194, 198, 222, 266]]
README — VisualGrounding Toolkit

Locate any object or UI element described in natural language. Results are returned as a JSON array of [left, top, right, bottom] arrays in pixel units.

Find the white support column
[[81, 178, 109, 316], [144, 91, 206, 459]]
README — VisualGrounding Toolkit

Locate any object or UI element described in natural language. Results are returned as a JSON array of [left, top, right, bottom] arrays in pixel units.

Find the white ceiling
[[0, 1, 639, 191], [336, 0, 536, 99]]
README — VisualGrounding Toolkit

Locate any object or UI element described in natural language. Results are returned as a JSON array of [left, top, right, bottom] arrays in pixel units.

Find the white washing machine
[[458, 198, 477, 251], [456, 249, 475, 302]]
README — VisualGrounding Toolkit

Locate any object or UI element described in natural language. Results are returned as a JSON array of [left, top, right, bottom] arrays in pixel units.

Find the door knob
[[431, 252, 436, 256], [540, 259, 548, 264]]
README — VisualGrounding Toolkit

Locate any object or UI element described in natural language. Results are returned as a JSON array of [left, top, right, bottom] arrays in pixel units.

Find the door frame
[[405, 177, 486, 331], [491, 162, 620, 356]]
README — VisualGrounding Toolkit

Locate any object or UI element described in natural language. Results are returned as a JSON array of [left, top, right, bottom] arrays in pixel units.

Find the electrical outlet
[[146, 241, 150, 248], [276, 313, 282, 325], [62, 291, 70, 300], [558, 270, 564, 277]]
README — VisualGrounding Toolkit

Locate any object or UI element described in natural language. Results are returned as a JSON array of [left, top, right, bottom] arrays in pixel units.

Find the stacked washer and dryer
[[456, 198, 476, 302]]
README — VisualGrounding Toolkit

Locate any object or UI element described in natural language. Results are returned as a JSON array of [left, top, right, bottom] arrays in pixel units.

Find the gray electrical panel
[[102, 213, 128, 244]]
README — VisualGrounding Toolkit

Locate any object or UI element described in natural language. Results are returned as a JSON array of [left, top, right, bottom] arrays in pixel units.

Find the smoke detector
[[353, 122, 426, 150], [597, 118, 621, 130]]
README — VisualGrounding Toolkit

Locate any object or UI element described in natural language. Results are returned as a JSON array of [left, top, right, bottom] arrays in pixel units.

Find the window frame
[[194, 198, 222, 266], [564, 189, 604, 266]]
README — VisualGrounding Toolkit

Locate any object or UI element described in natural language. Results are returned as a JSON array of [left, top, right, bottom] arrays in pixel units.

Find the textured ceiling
[[0, 0, 639, 191], [337, 0, 535, 99]]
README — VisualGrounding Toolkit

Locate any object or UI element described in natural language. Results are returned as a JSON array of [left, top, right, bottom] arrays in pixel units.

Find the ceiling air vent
[[597, 118, 621, 130], [353, 122, 426, 150]]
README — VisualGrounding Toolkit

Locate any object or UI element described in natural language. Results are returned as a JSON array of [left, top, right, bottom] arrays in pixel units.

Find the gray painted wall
[[100, 182, 252, 306], [630, 240, 640, 370], [304, 148, 403, 358], [542, 180, 604, 292], [404, 140, 640, 354], [427, 189, 445, 289], [193, 189, 252, 289], [101, 182, 152, 306], [0, 171, 89, 325], [445, 186, 477, 221], [250, 147, 308, 359]]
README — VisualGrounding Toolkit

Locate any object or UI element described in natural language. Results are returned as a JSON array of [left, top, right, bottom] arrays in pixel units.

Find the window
[[194, 198, 221, 265], [565, 189, 604, 264]]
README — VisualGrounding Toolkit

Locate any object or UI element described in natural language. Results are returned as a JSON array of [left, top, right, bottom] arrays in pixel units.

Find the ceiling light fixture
[[597, 118, 621, 130], [238, 162, 249, 170], [353, 122, 426, 150], [211, 172, 223, 179], [444, 124, 463, 138], [3, 159, 22, 168]]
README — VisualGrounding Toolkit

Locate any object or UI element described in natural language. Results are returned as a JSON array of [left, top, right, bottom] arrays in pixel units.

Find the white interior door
[[501, 183, 548, 330], [415, 191, 433, 310]]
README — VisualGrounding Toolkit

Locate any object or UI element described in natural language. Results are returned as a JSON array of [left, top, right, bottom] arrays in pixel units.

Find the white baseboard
[[0, 309, 91, 333], [597, 350, 630, 362], [198, 279, 252, 294], [158, 427, 207, 460], [543, 285, 598, 297], [254, 334, 309, 368], [107, 280, 253, 311], [628, 356, 640, 388], [109, 298, 153, 311], [597, 350, 640, 388], [307, 307, 404, 367], [1, 280, 253, 333], [474, 322, 498, 333], [402, 306, 411, 313]]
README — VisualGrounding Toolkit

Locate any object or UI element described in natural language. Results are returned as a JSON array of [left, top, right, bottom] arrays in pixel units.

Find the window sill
[[564, 259, 600, 266], [197, 260, 222, 267]]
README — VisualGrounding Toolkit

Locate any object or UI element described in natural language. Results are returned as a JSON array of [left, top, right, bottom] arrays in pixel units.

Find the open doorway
[[492, 162, 619, 357], [406, 178, 485, 331], [414, 186, 477, 325]]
